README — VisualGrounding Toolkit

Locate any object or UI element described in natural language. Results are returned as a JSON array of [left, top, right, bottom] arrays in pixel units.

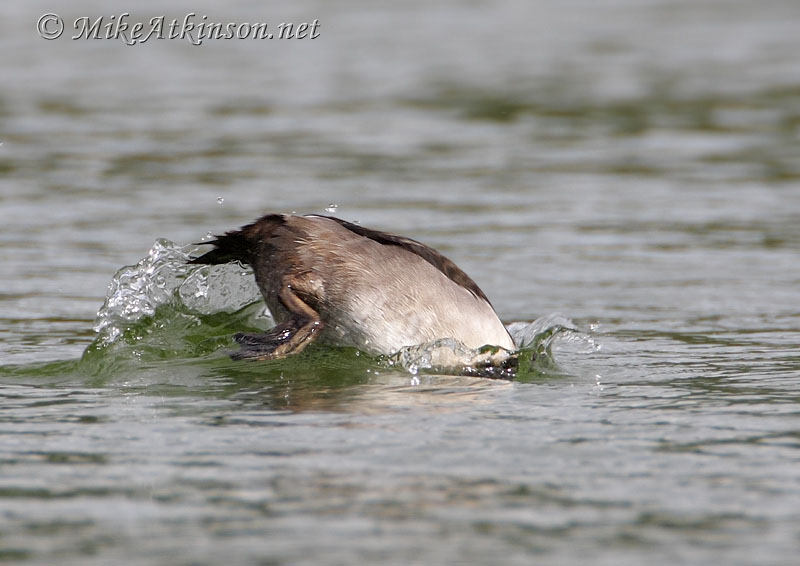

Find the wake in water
[[86, 239, 600, 379]]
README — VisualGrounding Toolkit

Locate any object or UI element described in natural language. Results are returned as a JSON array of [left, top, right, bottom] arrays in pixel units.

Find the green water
[[2, 0, 800, 564]]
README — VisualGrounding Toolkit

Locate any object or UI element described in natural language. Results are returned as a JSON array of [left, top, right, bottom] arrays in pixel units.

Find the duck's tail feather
[[188, 231, 252, 265], [188, 213, 286, 266]]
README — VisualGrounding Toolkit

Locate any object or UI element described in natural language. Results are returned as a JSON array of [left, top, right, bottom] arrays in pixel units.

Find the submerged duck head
[[189, 214, 517, 370]]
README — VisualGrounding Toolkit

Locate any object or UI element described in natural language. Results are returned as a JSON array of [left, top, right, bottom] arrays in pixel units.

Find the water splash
[[507, 313, 599, 353], [388, 338, 516, 378], [507, 313, 602, 378], [91, 239, 262, 349], [368, 314, 601, 379]]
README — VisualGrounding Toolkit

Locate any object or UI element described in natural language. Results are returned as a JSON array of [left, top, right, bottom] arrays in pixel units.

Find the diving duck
[[190, 214, 516, 365]]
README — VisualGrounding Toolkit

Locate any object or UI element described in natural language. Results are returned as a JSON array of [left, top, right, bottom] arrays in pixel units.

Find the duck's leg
[[232, 277, 323, 361]]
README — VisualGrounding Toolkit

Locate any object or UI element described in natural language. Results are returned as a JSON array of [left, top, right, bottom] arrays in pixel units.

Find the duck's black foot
[[230, 274, 324, 361], [231, 318, 322, 361], [231, 324, 293, 360], [231, 318, 319, 360]]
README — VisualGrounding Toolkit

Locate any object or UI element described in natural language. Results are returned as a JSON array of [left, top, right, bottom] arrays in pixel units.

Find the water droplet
[[216, 197, 224, 204], [325, 203, 339, 213]]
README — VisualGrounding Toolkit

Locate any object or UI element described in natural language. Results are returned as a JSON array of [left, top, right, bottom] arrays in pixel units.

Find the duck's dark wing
[[319, 215, 491, 305]]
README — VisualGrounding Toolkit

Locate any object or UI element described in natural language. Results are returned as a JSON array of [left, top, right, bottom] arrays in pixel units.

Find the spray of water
[[92, 239, 262, 348]]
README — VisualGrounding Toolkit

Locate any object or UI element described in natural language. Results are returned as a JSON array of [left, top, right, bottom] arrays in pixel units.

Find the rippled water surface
[[2, 0, 800, 564]]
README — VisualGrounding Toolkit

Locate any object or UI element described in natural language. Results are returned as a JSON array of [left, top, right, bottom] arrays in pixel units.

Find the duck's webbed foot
[[231, 278, 323, 361], [232, 320, 305, 360]]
